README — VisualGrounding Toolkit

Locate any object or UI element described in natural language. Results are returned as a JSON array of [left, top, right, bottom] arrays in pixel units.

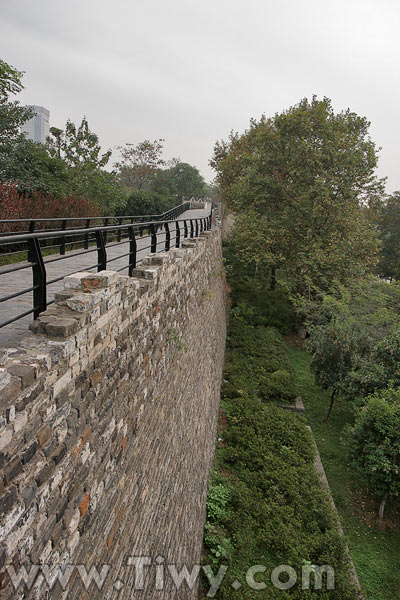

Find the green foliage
[[345, 387, 400, 515], [207, 397, 356, 598], [49, 116, 111, 170], [115, 139, 165, 191], [224, 321, 297, 403], [118, 189, 176, 216], [164, 161, 205, 198], [224, 239, 297, 333], [0, 58, 33, 147], [288, 345, 400, 600], [304, 276, 400, 411], [202, 260, 356, 598], [1, 137, 71, 196], [377, 191, 400, 280], [212, 96, 384, 299]]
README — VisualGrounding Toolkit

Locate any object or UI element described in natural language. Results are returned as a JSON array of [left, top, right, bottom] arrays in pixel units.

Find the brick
[[37, 424, 52, 448], [89, 370, 102, 387], [79, 493, 90, 516], [45, 318, 79, 339], [21, 440, 38, 465], [0, 486, 17, 517], [0, 428, 12, 452], [63, 271, 93, 290], [35, 463, 55, 488], [4, 456, 22, 485], [22, 481, 37, 508], [0, 368, 10, 391], [0, 377, 21, 404], [82, 270, 118, 289], [7, 363, 36, 388]]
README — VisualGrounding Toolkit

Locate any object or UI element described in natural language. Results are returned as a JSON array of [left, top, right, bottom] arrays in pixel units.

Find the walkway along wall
[[0, 228, 226, 599]]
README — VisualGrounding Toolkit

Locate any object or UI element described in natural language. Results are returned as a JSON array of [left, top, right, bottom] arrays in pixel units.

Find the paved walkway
[[0, 209, 209, 346]]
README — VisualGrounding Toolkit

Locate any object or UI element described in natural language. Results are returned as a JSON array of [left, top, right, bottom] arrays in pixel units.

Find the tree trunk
[[323, 389, 336, 422], [379, 493, 388, 523], [270, 267, 276, 291]]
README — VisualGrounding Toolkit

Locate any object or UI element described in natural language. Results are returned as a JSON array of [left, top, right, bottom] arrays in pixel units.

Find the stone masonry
[[0, 228, 226, 598]]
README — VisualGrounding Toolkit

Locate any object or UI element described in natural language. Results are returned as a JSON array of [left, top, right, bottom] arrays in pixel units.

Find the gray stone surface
[[0, 225, 226, 599]]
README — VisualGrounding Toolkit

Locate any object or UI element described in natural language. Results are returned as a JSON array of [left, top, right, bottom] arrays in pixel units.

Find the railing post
[[128, 227, 137, 276], [103, 218, 109, 245], [164, 222, 170, 251], [175, 221, 180, 248], [60, 220, 67, 255], [96, 230, 107, 271], [28, 237, 46, 319], [117, 218, 123, 242], [209, 205, 213, 229], [183, 220, 188, 238], [195, 219, 199, 237], [29, 221, 35, 233], [84, 219, 90, 249], [190, 219, 194, 238], [150, 224, 157, 253]]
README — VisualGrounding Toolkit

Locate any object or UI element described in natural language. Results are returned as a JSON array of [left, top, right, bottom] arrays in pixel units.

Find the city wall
[[0, 227, 226, 598]]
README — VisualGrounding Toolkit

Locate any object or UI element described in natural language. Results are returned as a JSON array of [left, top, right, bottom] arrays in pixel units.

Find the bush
[[224, 321, 297, 404], [0, 183, 103, 233], [204, 395, 357, 598], [118, 189, 177, 217]]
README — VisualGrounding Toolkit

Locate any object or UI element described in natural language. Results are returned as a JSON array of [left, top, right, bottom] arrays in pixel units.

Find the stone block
[[81, 271, 119, 290], [64, 272, 93, 290], [0, 369, 10, 392], [45, 318, 79, 339], [7, 363, 36, 388]]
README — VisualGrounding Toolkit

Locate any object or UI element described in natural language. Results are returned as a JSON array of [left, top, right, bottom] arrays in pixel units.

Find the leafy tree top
[[0, 58, 33, 147], [115, 139, 165, 190], [211, 96, 385, 298]]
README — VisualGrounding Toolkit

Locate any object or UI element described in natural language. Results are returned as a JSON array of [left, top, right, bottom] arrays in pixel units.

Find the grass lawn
[[287, 343, 400, 600]]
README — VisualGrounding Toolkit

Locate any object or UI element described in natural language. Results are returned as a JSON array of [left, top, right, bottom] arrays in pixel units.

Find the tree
[[150, 161, 205, 200], [167, 162, 205, 198], [46, 117, 124, 212], [47, 126, 64, 158], [115, 139, 165, 190], [0, 136, 71, 196], [345, 388, 400, 523], [117, 189, 175, 217], [211, 96, 384, 298], [0, 59, 33, 146], [304, 277, 400, 419], [52, 117, 111, 171], [377, 191, 400, 280]]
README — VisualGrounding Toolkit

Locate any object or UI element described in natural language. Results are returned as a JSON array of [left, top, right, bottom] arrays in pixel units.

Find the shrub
[[0, 183, 103, 233], [345, 386, 400, 522]]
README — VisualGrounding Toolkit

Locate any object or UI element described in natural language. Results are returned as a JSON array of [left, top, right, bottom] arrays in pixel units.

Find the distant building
[[21, 105, 50, 144]]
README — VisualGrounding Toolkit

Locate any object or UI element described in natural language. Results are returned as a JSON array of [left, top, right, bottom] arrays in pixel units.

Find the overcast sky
[[1, 0, 399, 191]]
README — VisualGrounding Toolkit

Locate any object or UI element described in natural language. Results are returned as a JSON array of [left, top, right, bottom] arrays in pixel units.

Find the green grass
[[287, 345, 400, 600]]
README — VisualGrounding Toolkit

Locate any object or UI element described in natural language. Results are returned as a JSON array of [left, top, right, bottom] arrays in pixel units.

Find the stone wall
[[0, 228, 226, 599]]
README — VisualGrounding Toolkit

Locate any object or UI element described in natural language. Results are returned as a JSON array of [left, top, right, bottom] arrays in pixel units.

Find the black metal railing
[[0, 208, 212, 331], [0, 201, 203, 238]]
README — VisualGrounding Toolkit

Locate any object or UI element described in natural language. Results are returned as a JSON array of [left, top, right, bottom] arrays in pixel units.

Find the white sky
[[0, 0, 399, 190]]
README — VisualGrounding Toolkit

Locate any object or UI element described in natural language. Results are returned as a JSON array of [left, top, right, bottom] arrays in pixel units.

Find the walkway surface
[[0, 208, 209, 346]]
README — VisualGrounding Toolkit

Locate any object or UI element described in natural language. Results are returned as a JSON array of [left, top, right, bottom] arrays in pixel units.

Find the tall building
[[21, 105, 50, 144]]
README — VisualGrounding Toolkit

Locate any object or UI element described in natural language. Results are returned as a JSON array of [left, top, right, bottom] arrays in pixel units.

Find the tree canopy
[[345, 387, 400, 522], [212, 96, 384, 298], [377, 191, 400, 280], [115, 139, 165, 190], [304, 276, 400, 418]]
